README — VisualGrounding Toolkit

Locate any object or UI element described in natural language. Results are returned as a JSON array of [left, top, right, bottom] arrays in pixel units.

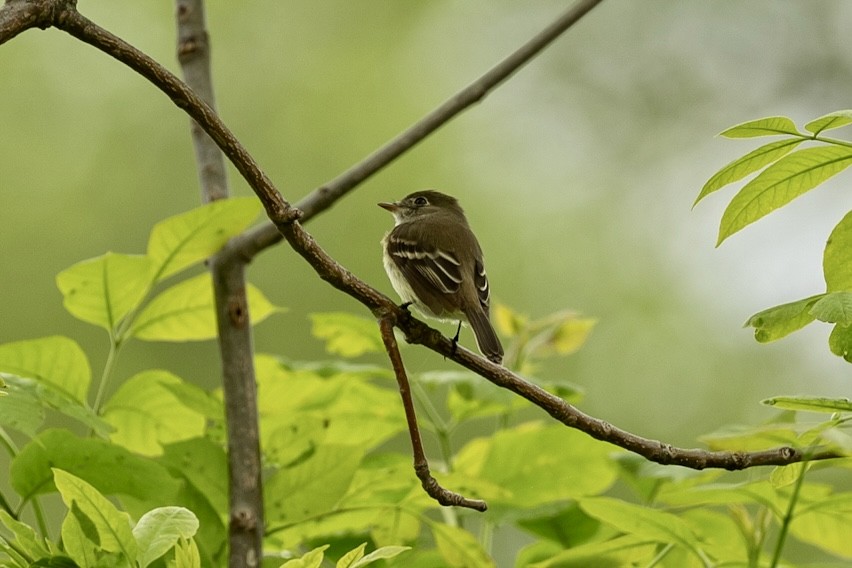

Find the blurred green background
[[1, 0, 850, 462]]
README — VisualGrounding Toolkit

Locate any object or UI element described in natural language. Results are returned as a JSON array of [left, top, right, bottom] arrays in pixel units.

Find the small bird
[[379, 190, 503, 364]]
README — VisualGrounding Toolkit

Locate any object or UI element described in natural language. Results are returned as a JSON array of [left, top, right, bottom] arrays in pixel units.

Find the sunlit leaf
[[0, 510, 52, 561], [102, 371, 206, 456], [310, 312, 383, 357], [805, 110, 852, 135], [580, 497, 704, 560], [526, 535, 657, 568], [11, 429, 180, 502], [695, 138, 803, 205], [824, 210, 852, 292], [161, 438, 229, 514], [350, 546, 410, 567], [61, 503, 100, 567], [56, 253, 154, 331], [53, 469, 137, 560], [130, 272, 282, 341], [147, 198, 261, 281], [0, 375, 109, 437], [431, 523, 494, 568], [791, 492, 852, 559], [533, 316, 596, 356], [762, 395, 852, 413], [829, 324, 852, 362], [0, 336, 91, 403], [336, 543, 366, 568], [810, 292, 852, 324], [492, 303, 527, 338], [699, 423, 801, 452], [133, 507, 199, 568], [279, 545, 328, 568], [264, 445, 363, 525], [720, 116, 801, 138], [717, 146, 852, 244], [173, 538, 201, 568], [744, 295, 822, 342]]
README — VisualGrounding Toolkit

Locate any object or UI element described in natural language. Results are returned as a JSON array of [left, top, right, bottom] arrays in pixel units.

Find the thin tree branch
[[175, 0, 263, 564], [2, 0, 841, 484], [379, 315, 487, 512], [230, 0, 605, 258]]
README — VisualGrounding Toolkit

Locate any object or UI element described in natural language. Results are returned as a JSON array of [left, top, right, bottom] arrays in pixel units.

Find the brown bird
[[379, 190, 503, 364]]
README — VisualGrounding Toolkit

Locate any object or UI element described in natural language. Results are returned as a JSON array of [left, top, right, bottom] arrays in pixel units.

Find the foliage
[[696, 111, 852, 362], [0, 200, 850, 567]]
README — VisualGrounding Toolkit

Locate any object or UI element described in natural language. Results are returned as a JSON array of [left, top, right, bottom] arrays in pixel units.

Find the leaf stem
[[92, 337, 120, 415], [770, 462, 809, 567]]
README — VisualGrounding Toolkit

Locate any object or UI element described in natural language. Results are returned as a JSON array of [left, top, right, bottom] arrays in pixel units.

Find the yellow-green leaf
[[492, 303, 527, 338], [147, 197, 261, 281], [535, 316, 596, 356], [53, 469, 137, 560], [310, 312, 383, 357], [696, 138, 803, 205], [810, 291, 852, 324], [762, 395, 852, 413], [0, 336, 91, 403], [720, 116, 801, 138], [56, 252, 153, 331], [744, 295, 822, 343], [829, 324, 852, 362], [824, 210, 852, 292], [431, 523, 495, 568], [101, 370, 206, 456], [130, 272, 282, 341], [805, 110, 852, 135], [718, 146, 852, 244]]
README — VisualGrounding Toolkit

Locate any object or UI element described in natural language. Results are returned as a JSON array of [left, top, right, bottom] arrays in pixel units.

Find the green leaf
[[455, 424, 618, 511], [580, 497, 704, 560], [102, 371, 206, 456], [264, 445, 363, 525], [492, 303, 528, 338], [696, 138, 804, 206], [56, 253, 154, 332], [11, 429, 180, 503], [0, 375, 109, 438], [805, 110, 852, 135], [824, 210, 852, 291], [720, 116, 801, 138], [430, 523, 494, 568], [790, 492, 852, 559], [130, 272, 282, 341], [744, 295, 823, 342], [147, 198, 261, 281], [0, 336, 91, 403], [60, 502, 100, 567], [350, 546, 411, 567], [718, 146, 852, 244], [310, 312, 383, 357], [0, 510, 52, 561], [526, 535, 657, 568], [279, 545, 328, 568], [763, 395, 852, 413], [173, 538, 201, 568], [53, 469, 137, 561], [336, 543, 366, 568], [133, 507, 199, 568], [810, 291, 852, 324], [160, 438, 229, 514], [532, 315, 596, 357], [829, 324, 852, 362]]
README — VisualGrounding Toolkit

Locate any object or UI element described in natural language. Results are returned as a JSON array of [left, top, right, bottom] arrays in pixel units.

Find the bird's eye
[[413, 196, 428, 206]]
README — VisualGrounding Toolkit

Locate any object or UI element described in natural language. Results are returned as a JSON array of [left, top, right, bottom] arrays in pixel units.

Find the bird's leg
[[400, 301, 413, 311], [450, 321, 462, 357]]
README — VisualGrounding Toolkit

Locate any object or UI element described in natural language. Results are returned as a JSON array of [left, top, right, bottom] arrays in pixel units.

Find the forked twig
[[379, 316, 487, 512]]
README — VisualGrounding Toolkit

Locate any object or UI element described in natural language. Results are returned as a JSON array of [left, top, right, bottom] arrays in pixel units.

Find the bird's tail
[[465, 307, 504, 364]]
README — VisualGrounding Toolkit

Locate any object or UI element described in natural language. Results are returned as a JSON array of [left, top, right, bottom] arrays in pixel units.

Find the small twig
[[379, 316, 487, 512], [230, 0, 606, 258], [175, 0, 264, 563]]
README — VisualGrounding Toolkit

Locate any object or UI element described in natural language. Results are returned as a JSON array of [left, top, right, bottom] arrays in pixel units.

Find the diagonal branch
[[2, 0, 841, 482], [231, 0, 605, 257], [379, 315, 487, 511]]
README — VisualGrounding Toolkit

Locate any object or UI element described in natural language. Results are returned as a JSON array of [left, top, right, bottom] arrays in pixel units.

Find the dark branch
[[174, 0, 264, 563], [379, 316, 487, 511], [3, 0, 838, 481], [230, 0, 606, 258]]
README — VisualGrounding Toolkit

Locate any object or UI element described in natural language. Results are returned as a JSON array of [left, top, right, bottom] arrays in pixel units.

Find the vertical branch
[[378, 316, 487, 512], [175, 1, 263, 565]]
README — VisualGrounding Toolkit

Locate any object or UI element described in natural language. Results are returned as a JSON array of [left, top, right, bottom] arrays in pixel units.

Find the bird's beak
[[378, 201, 399, 212]]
